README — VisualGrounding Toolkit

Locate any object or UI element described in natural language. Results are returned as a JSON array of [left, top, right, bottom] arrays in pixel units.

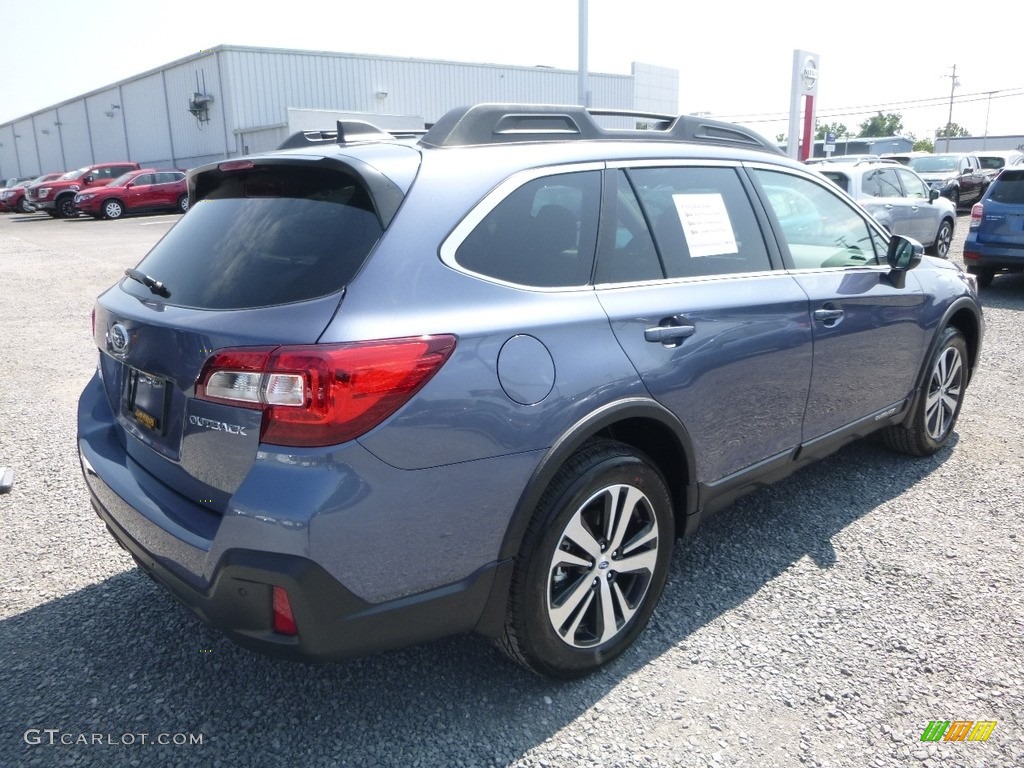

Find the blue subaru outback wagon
[[78, 104, 983, 678]]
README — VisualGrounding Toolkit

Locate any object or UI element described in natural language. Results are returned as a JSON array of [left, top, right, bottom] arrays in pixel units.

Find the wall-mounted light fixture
[[111, 104, 121, 110], [40, 129, 50, 135], [375, 90, 388, 99]]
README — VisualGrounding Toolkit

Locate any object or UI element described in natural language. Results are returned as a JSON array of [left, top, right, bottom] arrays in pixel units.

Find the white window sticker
[[673, 193, 739, 258]]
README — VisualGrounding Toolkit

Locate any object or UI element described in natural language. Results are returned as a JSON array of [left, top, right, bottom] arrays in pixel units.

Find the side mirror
[[83, 174, 95, 183], [886, 234, 924, 271], [929, 188, 940, 202]]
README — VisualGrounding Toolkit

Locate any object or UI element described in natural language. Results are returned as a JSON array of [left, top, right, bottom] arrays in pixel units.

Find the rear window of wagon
[[121, 166, 383, 309]]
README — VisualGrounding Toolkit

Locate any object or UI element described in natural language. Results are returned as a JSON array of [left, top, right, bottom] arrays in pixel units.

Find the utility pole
[[943, 64, 959, 152], [577, 0, 589, 107], [983, 91, 997, 151]]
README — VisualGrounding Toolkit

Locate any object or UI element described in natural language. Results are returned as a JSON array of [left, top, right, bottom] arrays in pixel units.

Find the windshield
[[59, 166, 92, 181], [111, 172, 138, 186], [909, 156, 958, 173]]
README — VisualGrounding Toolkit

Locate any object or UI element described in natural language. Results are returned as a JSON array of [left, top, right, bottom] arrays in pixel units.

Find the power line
[[718, 86, 1024, 124]]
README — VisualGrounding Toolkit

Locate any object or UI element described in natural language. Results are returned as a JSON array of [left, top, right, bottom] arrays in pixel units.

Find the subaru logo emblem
[[108, 323, 130, 355]]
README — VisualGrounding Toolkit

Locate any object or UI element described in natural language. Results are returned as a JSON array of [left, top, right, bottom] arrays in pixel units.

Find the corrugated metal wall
[[220, 48, 638, 132], [0, 46, 676, 179]]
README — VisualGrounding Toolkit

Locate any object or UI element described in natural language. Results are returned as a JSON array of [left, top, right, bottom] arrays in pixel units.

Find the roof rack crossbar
[[418, 103, 781, 154]]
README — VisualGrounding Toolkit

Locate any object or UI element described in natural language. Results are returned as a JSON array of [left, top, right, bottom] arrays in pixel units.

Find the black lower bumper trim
[[91, 492, 508, 661]]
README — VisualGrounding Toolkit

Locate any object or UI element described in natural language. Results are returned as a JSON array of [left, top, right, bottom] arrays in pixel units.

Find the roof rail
[[419, 103, 781, 154], [277, 120, 399, 150]]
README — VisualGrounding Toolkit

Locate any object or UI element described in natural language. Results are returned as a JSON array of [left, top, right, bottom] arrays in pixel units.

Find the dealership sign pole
[[787, 50, 819, 161]]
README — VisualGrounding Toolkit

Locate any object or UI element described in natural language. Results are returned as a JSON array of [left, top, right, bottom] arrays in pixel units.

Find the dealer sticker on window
[[673, 193, 739, 258]]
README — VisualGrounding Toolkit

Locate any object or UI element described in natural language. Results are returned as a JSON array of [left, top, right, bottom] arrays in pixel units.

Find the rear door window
[[121, 165, 384, 309], [627, 166, 771, 278]]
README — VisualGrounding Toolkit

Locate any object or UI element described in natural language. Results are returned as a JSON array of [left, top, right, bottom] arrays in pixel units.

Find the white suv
[[818, 162, 956, 258]]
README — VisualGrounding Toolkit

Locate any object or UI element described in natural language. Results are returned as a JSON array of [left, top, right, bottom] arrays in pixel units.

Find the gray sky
[[2, 0, 1021, 142]]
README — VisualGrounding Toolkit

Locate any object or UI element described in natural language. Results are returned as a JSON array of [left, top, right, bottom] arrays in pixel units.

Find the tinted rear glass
[[820, 171, 852, 194], [122, 166, 383, 309], [990, 171, 1024, 205]]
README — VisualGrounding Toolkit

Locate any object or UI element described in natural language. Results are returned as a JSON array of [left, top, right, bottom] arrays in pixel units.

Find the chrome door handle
[[813, 308, 844, 327], [645, 321, 696, 344]]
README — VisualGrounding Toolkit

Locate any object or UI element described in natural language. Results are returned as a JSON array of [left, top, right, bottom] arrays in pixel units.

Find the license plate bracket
[[125, 367, 169, 434]]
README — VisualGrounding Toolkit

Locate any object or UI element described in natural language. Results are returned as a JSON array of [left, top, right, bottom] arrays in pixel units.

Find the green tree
[[815, 121, 851, 140], [913, 137, 935, 152], [936, 122, 970, 138], [858, 112, 904, 137]]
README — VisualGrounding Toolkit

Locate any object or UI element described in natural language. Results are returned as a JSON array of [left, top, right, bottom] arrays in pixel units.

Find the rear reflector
[[196, 335, 457, 447], [272, 586, 298, 636]]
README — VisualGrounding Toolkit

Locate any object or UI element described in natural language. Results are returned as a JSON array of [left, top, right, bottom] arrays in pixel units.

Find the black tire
[[967, 267, 994, 288], [102, 199, 125, 220], [55, 195, 77, 219], [497, 439, 675, 678], [883, 327, 968, 456], [928, 218, 954, 259], [177, 195, 189, 214], [949, 189, 960, 210], [16, 198, 29, 213]]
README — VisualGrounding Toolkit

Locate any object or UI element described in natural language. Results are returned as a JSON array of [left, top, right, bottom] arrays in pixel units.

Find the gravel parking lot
[[1, 209, 1021, 768]]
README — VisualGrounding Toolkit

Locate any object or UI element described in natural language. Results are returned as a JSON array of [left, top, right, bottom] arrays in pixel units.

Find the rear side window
[[821, 171, 852, 194], [454, 171, 600, 287], [990, 171, 1024, 205], [122, 166, 383, 309]]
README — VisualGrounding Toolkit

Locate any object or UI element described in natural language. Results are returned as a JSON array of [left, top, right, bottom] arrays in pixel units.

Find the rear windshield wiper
[[124, 268, 170, 298]]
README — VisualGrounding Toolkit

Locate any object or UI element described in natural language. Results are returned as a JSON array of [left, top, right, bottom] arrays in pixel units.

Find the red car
[[0, 173, 62, 213], [74, 169, 188, 219], [25, 161, 141, 218]]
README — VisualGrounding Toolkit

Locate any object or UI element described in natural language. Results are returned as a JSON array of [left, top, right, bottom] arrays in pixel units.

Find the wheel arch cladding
[[498, 398, 696, 563]]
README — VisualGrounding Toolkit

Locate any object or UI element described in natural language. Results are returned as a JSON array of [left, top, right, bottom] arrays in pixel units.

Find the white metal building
[[0, 45, 679, 179]]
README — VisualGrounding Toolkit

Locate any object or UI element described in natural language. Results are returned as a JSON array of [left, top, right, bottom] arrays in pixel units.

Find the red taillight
[[272, 586, 298, 636], [195, 336, 457, 447], [969, 202, 983, 230]]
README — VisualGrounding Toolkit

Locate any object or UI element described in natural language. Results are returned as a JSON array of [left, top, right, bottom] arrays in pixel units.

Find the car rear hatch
[[91, 151, 418, 513], [976, 169, 1024, 250]]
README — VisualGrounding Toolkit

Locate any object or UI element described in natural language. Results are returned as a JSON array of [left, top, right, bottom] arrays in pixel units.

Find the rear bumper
[[89, 480, 506, 659], [77, 373, 516, 660], [963, 237, 1024, 271]]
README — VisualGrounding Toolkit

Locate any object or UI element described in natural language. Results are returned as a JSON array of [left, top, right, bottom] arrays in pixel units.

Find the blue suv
[[78, 104, 983, 678], [964, 165, 1024, 286]]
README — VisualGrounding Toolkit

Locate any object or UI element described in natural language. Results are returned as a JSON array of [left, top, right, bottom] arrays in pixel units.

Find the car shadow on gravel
[[0, 438, 955, 767], [978, 272, 1024, 309]]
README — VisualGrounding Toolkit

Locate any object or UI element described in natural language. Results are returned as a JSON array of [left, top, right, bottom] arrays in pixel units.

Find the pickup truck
[[907, 153, 990, 210], [24, 161, 140, 218]]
